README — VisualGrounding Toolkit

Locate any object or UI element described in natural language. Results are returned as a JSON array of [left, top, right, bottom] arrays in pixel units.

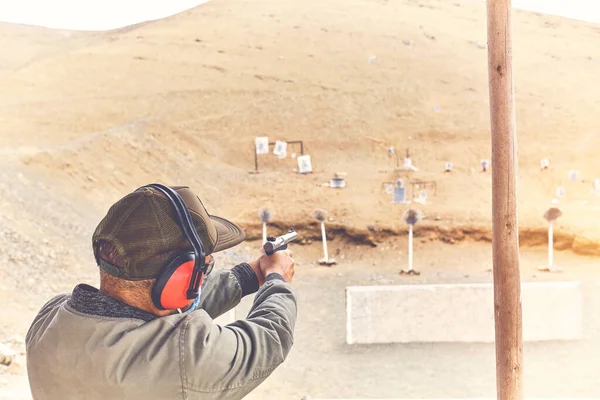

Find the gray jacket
[[25, 264, 297, 399]]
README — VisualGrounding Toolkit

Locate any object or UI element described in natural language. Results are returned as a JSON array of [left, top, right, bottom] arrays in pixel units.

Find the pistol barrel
[[263, 230, 297, 255]]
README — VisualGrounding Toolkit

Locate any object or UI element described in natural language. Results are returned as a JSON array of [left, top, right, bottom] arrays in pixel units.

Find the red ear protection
[[142, 184, 208, 311], [151, 253, 205, 310]]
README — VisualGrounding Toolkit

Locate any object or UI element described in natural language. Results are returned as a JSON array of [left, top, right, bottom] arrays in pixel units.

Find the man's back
[[27, 275, 296, 400]]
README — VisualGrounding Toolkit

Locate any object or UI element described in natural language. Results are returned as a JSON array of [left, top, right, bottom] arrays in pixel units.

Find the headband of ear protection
[[142, 184, 207, 311]]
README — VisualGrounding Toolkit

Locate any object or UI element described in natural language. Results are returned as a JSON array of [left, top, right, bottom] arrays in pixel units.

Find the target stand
[[319, 258, 337, 266], [252, 139, 305, 173], [400, 268, 420, 276]]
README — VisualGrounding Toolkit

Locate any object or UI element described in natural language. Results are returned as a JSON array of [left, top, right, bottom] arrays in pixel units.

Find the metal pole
[[321, 221, 328, 262], [487, 1, 523, 399], [548, 221, 553, 267], [254, 145, 259, 172], [408, 224, 413, 271]]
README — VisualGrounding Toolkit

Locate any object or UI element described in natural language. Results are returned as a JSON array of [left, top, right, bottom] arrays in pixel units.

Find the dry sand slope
[[1, 0, 599, 242]]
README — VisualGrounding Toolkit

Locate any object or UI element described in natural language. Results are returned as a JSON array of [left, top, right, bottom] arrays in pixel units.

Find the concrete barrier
[[346, 282, 582, 344]]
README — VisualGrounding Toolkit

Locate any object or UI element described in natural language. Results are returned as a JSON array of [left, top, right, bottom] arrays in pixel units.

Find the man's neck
[[99, 287, 173, 317]]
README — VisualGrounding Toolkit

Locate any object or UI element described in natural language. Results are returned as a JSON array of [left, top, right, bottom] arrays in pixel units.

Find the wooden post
[[486, 1, 523, 400]]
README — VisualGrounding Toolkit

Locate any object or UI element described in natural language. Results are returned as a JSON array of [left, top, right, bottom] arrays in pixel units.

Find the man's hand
[[259, 249, 295, 284]]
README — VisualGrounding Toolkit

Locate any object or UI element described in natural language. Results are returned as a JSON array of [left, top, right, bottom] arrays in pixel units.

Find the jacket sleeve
[[180, 274, 297, 399], [197, 263, 259, 319]]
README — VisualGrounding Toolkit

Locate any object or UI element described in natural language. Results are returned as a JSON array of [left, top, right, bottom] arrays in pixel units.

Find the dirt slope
[[1, 0, 598, 236]]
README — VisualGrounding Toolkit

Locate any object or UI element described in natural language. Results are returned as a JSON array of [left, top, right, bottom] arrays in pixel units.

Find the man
[[25, 184, 297, 400]]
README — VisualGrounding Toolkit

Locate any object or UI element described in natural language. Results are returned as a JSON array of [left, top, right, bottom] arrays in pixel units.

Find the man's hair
[[96, 240, 155, 293]]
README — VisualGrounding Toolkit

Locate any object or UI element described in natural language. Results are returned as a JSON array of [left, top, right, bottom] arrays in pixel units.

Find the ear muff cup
[[152, 252, 205, 310]]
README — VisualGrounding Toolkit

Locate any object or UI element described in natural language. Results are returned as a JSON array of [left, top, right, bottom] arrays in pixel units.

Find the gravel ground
[[243, 240, 600, 399], [2, 236, 599, 399]]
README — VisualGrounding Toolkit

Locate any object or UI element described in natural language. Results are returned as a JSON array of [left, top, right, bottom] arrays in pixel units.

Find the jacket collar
[[67, 284, 157, 322]]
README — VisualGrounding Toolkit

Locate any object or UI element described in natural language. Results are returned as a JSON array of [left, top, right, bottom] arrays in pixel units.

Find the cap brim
[[210, 216, 246, 253]]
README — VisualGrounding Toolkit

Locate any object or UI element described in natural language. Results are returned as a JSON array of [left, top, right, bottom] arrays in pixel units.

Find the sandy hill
[[0, 0, 599, 339], [0, 22, 104, 75]]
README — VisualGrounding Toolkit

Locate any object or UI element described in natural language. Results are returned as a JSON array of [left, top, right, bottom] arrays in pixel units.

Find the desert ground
[[0, 0, 599, 398], [5, 241, 600, 399]]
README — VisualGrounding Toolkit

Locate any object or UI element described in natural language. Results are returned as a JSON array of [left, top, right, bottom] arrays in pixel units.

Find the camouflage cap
[[92, 185, 245, 280]]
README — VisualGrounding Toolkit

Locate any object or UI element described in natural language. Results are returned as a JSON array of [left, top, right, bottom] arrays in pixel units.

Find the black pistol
[[263, 229, 298, 256]]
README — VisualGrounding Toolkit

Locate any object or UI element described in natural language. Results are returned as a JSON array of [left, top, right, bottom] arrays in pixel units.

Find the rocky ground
[[2, 239, 599, 399]]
